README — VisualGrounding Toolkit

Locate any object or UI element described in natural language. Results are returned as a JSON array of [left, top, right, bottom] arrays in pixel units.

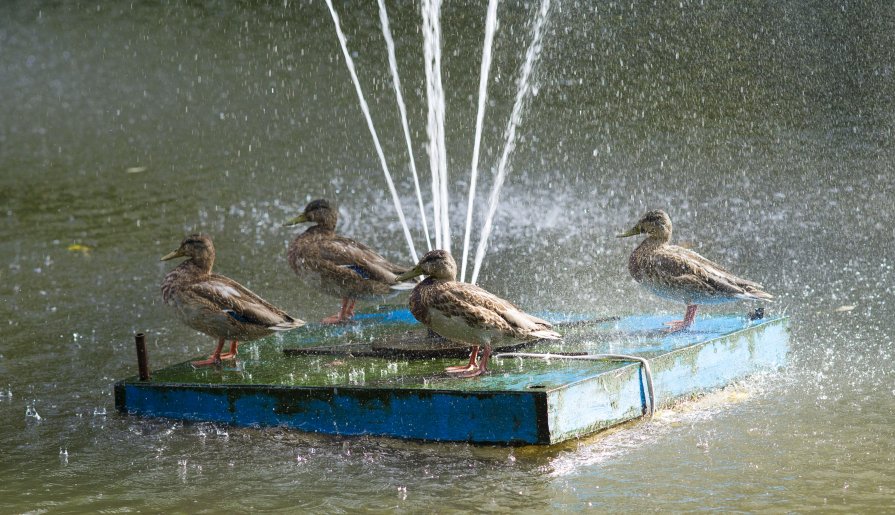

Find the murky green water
[[2, 0, 894, 511]]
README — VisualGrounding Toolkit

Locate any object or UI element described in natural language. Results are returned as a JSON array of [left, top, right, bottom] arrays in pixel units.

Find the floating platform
[[115, 308, 788, 445]]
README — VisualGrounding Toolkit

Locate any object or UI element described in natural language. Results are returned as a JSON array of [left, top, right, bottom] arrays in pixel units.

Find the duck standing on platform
[[617, 210, 773, 331], [161, 234, 305, 367], [284, 199, 415, 324], [394, 250, 561, 377]]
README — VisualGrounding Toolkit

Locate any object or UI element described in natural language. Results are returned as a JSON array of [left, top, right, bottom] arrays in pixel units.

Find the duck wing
[[318, 236, 409, 283], [432, 283, 560, 339], [189, 275, 301, 329], [655, 246, 768, 297]]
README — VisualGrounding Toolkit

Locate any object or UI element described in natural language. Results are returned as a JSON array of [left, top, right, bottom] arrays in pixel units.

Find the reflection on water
[[546, 377, 764, 477], [1, 0, 894, 511]]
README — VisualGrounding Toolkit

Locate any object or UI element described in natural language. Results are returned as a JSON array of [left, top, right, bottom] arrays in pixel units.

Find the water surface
[[1, 1, 893, 511]]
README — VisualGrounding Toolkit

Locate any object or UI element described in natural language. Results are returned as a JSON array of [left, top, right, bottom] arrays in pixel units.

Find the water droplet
[[26, 403, 41, 420]]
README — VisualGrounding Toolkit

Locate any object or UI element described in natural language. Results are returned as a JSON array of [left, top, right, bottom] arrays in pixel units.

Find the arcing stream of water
[[323, 0, 419, 263], [421, 0, 450, 252], [377, 0, 432, 252], [459, 0, 500, 282], [470, 0, 552, 284], [327, 0, 550, 279]]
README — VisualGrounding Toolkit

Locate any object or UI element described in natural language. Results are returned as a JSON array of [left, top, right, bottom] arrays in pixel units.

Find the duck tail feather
[[389, 280, 418, 291], [531, 329, 562, 340], [737, 289, 774, 302], [271, 317, 306, 330]]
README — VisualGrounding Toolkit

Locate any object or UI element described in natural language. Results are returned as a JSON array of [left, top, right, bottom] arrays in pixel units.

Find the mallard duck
[[284, 199, 414, 324], [617, 210, 773, 331], [161, 234, 305, 367], [394, 250, 561, 377]]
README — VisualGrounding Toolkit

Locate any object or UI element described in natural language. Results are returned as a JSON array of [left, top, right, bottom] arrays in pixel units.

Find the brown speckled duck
[[617, 210, 773, 331], [284, 199, 414, 324], [395, 250, 561, 377], [161, 234, 304, 367]]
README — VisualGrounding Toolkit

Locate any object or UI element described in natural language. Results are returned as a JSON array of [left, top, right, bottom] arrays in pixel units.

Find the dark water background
[[1, 1, 893, 511]]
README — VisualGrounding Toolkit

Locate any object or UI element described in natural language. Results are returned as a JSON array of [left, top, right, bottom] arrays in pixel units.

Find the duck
[[284, 199, 414, 324], [394, 250, 561, 377], [617, 210, 773, 331], [161, 234, 305, 367]]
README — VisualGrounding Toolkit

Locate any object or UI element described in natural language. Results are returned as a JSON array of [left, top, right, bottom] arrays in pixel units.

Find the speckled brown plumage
[[619, 210, 773, 330], [398, 250, 560, 377], [161, 234, 304, 366], [284, 200, 412, 323], [409, 277, 553, 341]]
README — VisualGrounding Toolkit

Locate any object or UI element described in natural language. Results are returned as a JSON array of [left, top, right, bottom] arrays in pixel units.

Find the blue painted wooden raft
[[114, 309, 788, 444]]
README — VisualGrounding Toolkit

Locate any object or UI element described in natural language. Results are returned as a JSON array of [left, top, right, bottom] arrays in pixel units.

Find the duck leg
[[344, 298, 357, 319], [191, 338, 225, 367], [322, 298, 352, 324], [456, 345, 492, 378], [665, 304, 698, 332], [220, 340, 239, 360], [445, 345, 479, 374]]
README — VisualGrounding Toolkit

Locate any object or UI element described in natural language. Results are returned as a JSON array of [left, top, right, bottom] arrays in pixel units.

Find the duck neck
[[316, 211, 338, 232], [307, 219, 336, 234], [643, 228, 671, 247], [163, 255, 213, 303], [633, 232, 670, 257], [183, 255, 214, 276], [628, 234, 666, 282]]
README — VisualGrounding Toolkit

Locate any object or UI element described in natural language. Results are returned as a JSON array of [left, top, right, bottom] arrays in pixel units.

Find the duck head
[[617, 210, 673, 242], [283, 199, 337, 230], [394, 249, 457, 282], [161, 234, 216, 272]]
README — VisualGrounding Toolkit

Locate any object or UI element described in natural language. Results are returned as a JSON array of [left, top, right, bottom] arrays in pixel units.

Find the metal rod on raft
[[135, 333, 150, 381]]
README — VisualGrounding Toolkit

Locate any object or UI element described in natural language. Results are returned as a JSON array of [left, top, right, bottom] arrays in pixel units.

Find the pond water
[[1, 1, 893, 511]]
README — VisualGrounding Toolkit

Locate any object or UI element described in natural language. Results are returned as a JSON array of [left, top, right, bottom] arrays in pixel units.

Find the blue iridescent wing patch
[[343, 264, 371, 280]]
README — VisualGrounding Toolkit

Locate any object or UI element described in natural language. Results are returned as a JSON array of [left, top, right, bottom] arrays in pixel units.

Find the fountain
[[323, 0, 419, 263], [421, 0, 450, 251], [460, 0, 499, 282], [377, 0, 432, 251], [114, 1, 790, 446], [470, 0, 553, 284], [323, 0, 554, 282]]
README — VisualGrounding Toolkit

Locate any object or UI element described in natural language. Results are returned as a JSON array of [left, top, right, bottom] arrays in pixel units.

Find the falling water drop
[[26, 403, 41, 420]]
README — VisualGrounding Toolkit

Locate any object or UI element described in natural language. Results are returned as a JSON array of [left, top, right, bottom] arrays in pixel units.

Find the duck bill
[[394, 266, 423, 282], [616, 226, 642, 238], [160, 249, 185, 261], [282, 213, 308, 227]]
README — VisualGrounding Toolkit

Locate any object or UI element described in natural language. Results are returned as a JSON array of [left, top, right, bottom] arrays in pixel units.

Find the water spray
[[422, 0, 450, 252], [325, 0, 419, 263], [471, 0, 552, 284], [460, 0, 499, 282], [378, 0, 432, 251]]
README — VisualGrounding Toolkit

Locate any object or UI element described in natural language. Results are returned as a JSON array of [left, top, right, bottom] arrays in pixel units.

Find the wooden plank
[[118, 383, 548, 444], [114, 311, 789, 444]]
